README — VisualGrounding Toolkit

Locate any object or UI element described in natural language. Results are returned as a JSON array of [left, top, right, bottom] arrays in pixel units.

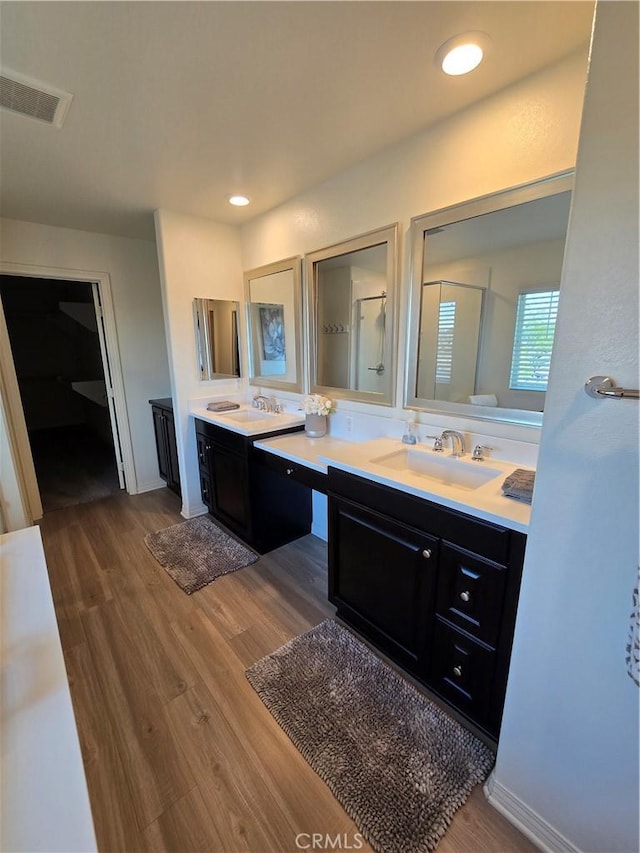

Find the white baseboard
[[180, 501, 208, 520], [484, 773, 581, 853], [134, 478, 166, 494]]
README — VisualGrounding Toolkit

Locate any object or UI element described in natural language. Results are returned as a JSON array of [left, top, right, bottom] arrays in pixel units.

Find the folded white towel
[[469, 394, 498, 407]]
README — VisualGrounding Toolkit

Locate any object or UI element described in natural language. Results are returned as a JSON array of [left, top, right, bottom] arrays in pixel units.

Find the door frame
[[0, 262, 137, 522]]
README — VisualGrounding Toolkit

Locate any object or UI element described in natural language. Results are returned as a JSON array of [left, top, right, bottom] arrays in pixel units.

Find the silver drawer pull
[[422, 548, 432, 559], [459, 590, 471, 603], [286, 467, 294, 475], [453, 665, 463, 677]]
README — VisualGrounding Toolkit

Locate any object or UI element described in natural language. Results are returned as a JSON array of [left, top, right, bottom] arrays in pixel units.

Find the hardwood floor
[[38, 488, 537, 853]]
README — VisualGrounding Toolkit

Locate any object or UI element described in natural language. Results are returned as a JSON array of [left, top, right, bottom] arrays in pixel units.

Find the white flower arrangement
[[302, 394, 334, 417]]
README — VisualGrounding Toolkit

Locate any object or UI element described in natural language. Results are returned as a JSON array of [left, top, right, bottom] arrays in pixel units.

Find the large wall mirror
[[193, 298, 241, 381], [244, 256, 302, 393], [406, 172, 573, 426], [307, 224, 399, 406]]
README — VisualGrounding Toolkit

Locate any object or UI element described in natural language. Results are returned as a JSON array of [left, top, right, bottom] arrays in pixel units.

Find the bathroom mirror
[[406, 172, 573, 426], [244, 256, 302, 393], [193, 298, 241, 381], [307, 223, 399, 406]]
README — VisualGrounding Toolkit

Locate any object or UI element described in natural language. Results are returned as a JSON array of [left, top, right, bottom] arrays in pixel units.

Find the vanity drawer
[[436, 544, 507, 647], [195, 418, 246, 454], [253, 448, 327, 494], [430, 619, 495, 726]]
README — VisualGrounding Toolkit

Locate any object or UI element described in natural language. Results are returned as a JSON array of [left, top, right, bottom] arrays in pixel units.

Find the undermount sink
[[218, 408, 275, 423], [210, 406, 304, 434], [369, 448, 501, 491]]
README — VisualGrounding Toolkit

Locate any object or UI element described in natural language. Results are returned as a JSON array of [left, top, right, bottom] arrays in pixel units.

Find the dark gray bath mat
[[144, 515, 258, 594], [246, 619, 494, 853]]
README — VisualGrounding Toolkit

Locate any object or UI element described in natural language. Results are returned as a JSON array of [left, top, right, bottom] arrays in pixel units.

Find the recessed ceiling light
[[442, 43, 483, 76], [229, 195, 250, 206], [436, 32, 490, 76]]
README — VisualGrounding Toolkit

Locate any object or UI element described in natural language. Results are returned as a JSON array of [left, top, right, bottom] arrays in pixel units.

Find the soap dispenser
[[402, 417, 418, 445]]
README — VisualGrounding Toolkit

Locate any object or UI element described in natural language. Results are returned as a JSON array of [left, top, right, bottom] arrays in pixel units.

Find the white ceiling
[[0, 1, 594, 241]]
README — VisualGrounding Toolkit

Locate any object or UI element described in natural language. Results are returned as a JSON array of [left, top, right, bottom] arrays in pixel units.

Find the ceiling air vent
[[0, 71, 73, 128]]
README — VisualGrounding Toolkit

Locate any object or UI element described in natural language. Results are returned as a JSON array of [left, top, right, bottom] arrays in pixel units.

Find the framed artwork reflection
[[258, 303, 286, 361]]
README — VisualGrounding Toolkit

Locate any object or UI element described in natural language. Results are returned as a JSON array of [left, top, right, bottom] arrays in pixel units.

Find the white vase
[[305, 413, 327, 438]]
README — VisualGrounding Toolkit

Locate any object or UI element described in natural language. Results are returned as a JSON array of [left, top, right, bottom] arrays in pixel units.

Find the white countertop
[[254, 432, 356, 473], [1, 526, 97, 853], [255, 433, 532, 532], [190, 401, 305, 436]]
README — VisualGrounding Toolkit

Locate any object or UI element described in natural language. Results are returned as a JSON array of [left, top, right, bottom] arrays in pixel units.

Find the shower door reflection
[[354, 293, 387, 393]]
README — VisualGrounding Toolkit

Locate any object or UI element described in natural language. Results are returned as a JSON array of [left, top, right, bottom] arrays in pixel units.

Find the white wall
[[239, 49, 588, 442], [0, 218, 171, 495], [490, 3, 639, 850], [154, 209, 244, 518]]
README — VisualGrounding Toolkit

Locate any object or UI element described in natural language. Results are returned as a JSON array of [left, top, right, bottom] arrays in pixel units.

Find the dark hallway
[[0, 275, 122, 512]]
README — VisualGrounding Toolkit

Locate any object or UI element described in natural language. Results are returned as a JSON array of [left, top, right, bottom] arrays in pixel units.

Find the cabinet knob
[[459, 590, 471, 603], [453, 665, 463, 677], [286, 467, 294, 475], [422, 548, 432, 559]]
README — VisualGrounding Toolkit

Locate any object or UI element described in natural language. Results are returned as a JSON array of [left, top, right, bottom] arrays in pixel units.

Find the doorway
[[0, 275, 124, 513]]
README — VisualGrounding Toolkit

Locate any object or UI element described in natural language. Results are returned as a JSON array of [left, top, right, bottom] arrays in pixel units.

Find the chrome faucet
[[252, 394, 271, 411], [252, 394, 281, 413], [441, 429, 466, 457]]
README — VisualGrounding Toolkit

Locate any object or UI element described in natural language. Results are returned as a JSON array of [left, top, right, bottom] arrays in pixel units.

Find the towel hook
[[585, 376, 640, 400]]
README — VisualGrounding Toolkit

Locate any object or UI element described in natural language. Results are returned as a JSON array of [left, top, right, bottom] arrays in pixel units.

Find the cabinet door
[[163, 410, 181, 495], [151, 406, 169, 482], [329, 497, 438, 671], [208, 443, 249, 535], [196, 432, 209, 472]]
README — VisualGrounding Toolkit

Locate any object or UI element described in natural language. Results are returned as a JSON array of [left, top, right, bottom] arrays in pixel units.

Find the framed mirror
[[307, 223, 399, 406], [244, 256, 302, 393], [406, 172, 573, 426], [193, 298, 241, 380]]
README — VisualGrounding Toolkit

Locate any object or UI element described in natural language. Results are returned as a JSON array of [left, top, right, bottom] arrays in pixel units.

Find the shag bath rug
[[144, 515, 258, 594], [246, 619, 494, 853]]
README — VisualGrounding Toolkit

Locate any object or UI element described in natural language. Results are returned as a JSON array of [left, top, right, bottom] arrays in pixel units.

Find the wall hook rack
[[584, 375, 639, 400]]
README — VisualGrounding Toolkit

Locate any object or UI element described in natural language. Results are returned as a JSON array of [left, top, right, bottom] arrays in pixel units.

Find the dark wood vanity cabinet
[[150, 399, 181, 496], [328, 467, 525, 740], [195, 418, 310, 553], [329, 498, 439, 672]]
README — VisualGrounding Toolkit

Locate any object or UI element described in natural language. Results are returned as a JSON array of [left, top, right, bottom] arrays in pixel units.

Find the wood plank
[[81, 598, 196, 829], [438, 787, 538, 853], [44, 516, 113, 612], [140, 787, 226, 853], [64, 643, 143, 853], [164, 684, 298, 852]]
